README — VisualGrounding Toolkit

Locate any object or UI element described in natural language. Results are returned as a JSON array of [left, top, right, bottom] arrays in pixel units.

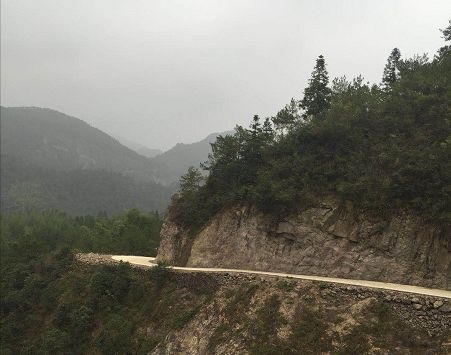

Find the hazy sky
[[1, 1, 450, 150]]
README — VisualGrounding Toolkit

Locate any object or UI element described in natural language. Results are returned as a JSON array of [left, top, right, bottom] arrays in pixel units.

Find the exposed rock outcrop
[[158, 201, 450, 289], [158, 218, 195, 266]]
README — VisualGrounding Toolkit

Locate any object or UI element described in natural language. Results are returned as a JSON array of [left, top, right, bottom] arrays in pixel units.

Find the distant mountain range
[[0, 106, 229, 215], [115, 131, 234, 178], [112, 135, 162, 158], [153, 131, 233, 179]]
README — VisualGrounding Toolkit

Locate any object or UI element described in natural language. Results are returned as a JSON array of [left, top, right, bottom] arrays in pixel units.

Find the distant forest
[[0, 155, 173, 216]]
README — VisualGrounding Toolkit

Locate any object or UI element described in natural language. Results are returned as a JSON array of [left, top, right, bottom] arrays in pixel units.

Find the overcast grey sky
[[1, 1, 450, 150]]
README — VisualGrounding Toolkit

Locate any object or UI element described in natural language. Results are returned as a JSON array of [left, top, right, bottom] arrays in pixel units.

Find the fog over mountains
[[113, 135, 162, 159], [0, 106, 227, 215]]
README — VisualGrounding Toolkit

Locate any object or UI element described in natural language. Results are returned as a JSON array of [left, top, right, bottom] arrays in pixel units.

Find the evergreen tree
[[179, 167, 203, 195], [300, 55, 332, 119], [441, 20, 451, 41], [272, 98, 300, 133], [437, 20, 451, 58], [262, 117, 275, 142], [246, 115, 264, 171], [381, 48, 401, 90], [249, 114, 262, 138]]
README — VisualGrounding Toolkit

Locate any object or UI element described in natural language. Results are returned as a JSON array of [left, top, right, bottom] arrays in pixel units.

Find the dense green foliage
[[381, 48, 401, 90], [0, 208, 170, 354], [300, 54, 332, 118], [1, 156, 174, 215], [0, 209, 162, 261], [0, 251, 213, 354], [174, 26, 451, 231]]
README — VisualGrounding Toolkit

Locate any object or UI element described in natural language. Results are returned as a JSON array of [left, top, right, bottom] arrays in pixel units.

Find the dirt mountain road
[[110, 255, 451, 299]]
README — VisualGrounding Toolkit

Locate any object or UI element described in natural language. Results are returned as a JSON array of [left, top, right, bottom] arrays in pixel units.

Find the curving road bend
[[111, 255, 451, 299]]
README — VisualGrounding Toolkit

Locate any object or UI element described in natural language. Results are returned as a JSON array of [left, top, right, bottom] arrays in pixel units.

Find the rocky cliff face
[[157, 201, 450, 289]]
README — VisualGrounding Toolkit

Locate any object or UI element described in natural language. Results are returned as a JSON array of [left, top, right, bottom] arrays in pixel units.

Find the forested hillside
[[0, 107, 173, 184], [0, 209, 164, 353], [0, 107, 176, 215], [174, 24, 451, 232], [0, 155, 173, 215]]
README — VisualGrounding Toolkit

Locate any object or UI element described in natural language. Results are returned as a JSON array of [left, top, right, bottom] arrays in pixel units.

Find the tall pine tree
[[300, 55, 331, 119], [381, 48, 401, 90]]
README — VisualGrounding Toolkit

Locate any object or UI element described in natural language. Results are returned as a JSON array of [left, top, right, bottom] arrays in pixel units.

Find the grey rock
[[433, 300, 444, 309], [158, 201, 450, 289]]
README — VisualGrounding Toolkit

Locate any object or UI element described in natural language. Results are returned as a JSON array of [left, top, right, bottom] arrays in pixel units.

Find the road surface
[[111, 255, 451, 299]]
